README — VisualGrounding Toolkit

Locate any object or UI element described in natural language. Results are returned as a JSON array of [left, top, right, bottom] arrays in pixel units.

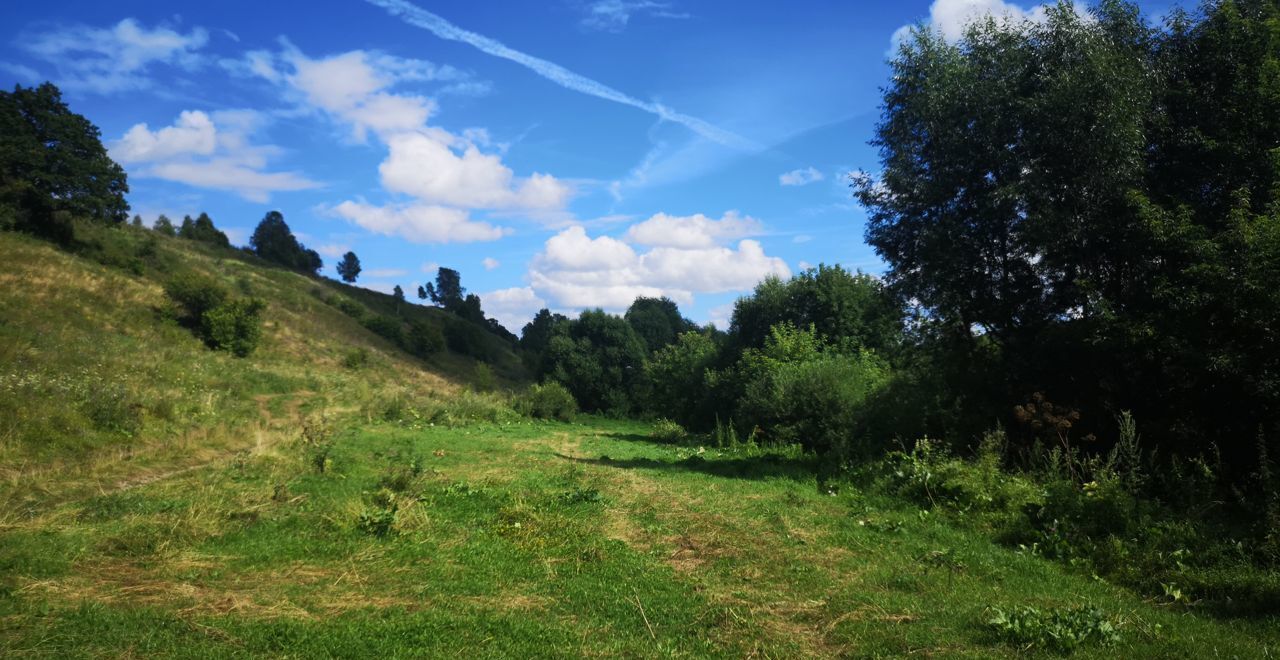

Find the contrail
[[364, 0, 759, 151]]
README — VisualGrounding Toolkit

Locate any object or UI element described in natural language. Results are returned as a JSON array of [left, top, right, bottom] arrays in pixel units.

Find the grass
[[2, 416, 1277, 657]]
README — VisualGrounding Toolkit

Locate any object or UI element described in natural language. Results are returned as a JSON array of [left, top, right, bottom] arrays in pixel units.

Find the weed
[[986, 605, 1121, 653]]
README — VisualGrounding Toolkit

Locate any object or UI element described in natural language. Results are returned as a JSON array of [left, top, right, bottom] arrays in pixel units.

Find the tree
[[0, 82, 129, 241], [625, 297, 695, 354], [543, 309, 648, 414], [853, 0, 1280, 463], [417, 284, 428, 300], [337, 251, 362, 283], [393, 285, 404, 301], [730, 265, 902, 357], [249, 211, 322, 274], [459, 293, 485, 324], [154, 214, 176, 237], [131, 214, 142, 228], [428, 267, 465, 311], [191, 212, 229, 247], [179, 215, 196, 238]]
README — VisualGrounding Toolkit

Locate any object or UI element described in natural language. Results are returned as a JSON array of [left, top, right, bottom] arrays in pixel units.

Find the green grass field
[[3, 415, 1278, 658]]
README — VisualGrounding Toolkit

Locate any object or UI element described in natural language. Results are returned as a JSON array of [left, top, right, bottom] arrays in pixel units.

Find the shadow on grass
[[555, 451, 819, 482]]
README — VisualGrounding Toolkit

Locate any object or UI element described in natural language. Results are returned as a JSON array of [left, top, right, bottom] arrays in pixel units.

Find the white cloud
[[110, 110, 319, 202], [240, 42, 573, 240], [623, 210, 763, 249], [20, 18, 208, 94], [366, 268, 409, 278], [705, 302, 736, 331], [780, 166, 825, 186], [890, 0, 1060, 49], [0, 62, 40, 81], [113, 110, 217, 162], [527, 225, 790, 311], [316, 244, 351, 258], [479, 286, 546, 333], [379, 131, 571, 210], [793, 234, 813, 243], [331, 201, 507, 243], [580, 1, 690, 32], [421, 261, 440, 274], [482, 257, 501, 270]]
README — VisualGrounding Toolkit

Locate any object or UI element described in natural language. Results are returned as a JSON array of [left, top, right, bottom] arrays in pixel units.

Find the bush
[[514, 382, 578, 421], [164, 272, 265, 357], [361, 315, 404, 346], [342, 347, 371, 369], [406, 320, 444, 358], [651, 419, 689, 444], [885, 433, 1040, 525], [201, 298, 265, 357]]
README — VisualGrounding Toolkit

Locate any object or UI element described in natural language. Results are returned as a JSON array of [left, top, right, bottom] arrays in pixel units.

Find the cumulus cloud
[[110, 110, 319, 202], [20, 18, 208, 94], [528, 224, 789, 311], [482, 257, 501, 270], [623, 210, 763, 249], [890, 0, 1061, 48], [238, 42, 571, 242], [579, 1, 690, 32], [331, 201, 507, 243], [780, 166, 825, 186], [479, 286, 547, 333], [379, 132, 571, 210]]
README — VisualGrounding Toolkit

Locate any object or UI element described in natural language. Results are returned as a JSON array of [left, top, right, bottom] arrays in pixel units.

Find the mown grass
[[2, 417, 1277, 658]]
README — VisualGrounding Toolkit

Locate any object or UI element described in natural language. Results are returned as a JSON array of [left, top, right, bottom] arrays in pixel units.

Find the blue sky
[[1, 0, 1184, 331]]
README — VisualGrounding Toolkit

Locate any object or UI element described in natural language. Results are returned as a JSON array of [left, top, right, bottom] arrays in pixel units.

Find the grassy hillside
[[0, 227, 522, 515], [3, 228, 1279, 657], [2, 417, 1277, 657]]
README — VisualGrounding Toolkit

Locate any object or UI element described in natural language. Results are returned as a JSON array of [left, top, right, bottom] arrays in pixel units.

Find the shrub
[[164, 272, 265, 357], [473, 363, 495, 392], [406, 320, 444, 358], [201, 298, 265, 357], [650, 419, 689, 444], [514, 382, 578, 421], [342, 347, 371, 369], [886, 433, 1040, 524], [361, 314, 404, 346]]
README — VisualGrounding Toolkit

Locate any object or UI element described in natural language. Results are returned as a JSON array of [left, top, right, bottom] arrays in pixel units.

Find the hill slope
[[0, 227, 522, 514]]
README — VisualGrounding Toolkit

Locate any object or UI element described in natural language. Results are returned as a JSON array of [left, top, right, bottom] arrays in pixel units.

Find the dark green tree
[[430, 267, 465, 311], [337, 251, 361, 283], [131, 214, 143, 228], [154, 214, 176, 237], [459, 293, 485, 324], [250, 211, 322, 274], [179, 215, 197, 238], [191, 212, 230, 247], [625, 296, 695, 354], [0, 82, 129, 241], [543, 309, 648, 414]]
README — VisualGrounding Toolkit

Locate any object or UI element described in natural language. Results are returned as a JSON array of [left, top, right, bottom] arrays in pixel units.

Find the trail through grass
[[2, 418, 1277, 657]]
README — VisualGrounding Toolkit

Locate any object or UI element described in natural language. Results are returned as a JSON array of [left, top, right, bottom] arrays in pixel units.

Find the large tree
[[337, 251, 362, 283], [543, 309, 648, 414], [249, 211, 322, 274], [0, 82, 129, 240], [625, 297, 696, 354], [854, 0, 1280, 460]]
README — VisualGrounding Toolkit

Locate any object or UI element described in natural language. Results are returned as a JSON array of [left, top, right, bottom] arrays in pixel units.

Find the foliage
[[513, 381, 578, 421], [543, 309, 648, 414], [986, 605, 1121, 653], [200, 298, 265, 357], [642, 331, 721, 429], [650, 419, 689, 444], [0, 82, 129, 242], [249, 211, 322, 274], [625, 296, 696, 354], [406, 320, 444, 359], [730, 264, 902, 356], [855, 0, 1280, 469], [177, 212, 230, 248], [337, 251, 361, 283], [361, 314, 404, 347]]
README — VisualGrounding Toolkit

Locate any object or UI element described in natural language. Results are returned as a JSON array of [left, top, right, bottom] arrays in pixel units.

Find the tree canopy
[[249, 211, 322, 274], [337, 251, 361, 283], [0, 82, 129, 240]]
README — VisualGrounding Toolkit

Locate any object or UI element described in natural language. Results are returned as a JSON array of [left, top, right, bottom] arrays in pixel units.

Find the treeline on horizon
[[2, 0, 1279, 612]]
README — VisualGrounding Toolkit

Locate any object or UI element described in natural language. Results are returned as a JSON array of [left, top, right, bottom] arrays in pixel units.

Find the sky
[[0, 0, 1185, 332]]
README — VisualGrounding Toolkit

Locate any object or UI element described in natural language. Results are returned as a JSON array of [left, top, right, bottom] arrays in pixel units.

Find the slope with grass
[[2, 417, 1277, 657], [0, 227, 521, 517]]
